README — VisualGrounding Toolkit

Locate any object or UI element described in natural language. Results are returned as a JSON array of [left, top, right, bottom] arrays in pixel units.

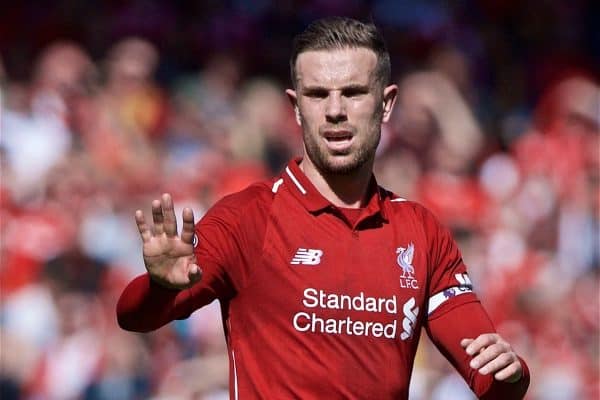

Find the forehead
[[295, 47, 378, 88]]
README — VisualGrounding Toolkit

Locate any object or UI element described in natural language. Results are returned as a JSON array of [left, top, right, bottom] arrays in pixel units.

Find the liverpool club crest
[[397, 243, 418, 289]]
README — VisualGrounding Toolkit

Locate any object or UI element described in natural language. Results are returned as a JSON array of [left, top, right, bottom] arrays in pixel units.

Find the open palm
[[135, 193, 201, 289]]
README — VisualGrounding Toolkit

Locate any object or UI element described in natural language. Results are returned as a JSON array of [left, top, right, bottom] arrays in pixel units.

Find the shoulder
[[381, 188, 448, 240], [383, 189, 438, 222], [201, 179, 277, 224]]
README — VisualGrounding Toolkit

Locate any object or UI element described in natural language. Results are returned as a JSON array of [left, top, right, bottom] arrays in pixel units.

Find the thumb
[[187, 264, 202, 283]]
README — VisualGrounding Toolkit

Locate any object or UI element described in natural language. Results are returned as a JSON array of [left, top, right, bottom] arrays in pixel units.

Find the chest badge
[[397, 243, 419, 289], [291, 248, 323, 265]]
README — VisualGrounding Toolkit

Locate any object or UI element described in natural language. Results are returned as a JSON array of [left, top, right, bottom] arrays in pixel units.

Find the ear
[[286, 88, 302, 126], [381, 84, 398, 123]]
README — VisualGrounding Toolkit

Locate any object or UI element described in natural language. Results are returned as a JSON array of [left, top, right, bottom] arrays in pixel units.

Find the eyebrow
[[301, 83, 370, 93]]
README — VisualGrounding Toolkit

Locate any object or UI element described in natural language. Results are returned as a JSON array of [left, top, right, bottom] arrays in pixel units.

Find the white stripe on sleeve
[[428, 286, 473, 316]]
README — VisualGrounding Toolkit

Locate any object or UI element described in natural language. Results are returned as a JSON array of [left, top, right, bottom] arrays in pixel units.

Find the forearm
[[426, 299, 530, 399], [478, 355, 530, 400], [116, 273, 193, 332]]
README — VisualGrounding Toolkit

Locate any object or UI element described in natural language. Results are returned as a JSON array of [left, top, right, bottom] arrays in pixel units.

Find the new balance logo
[[291, 248, 323, 265]]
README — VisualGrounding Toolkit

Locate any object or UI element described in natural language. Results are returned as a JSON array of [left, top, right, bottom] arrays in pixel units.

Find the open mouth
[[323, 131, 353, 142], [325, 135, 352, 142], [322, 131, 354, 153]]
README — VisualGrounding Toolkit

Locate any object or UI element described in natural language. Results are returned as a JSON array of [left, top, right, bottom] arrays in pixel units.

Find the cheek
[[350, 101, 380, 123], [299, 104, 322, 126]]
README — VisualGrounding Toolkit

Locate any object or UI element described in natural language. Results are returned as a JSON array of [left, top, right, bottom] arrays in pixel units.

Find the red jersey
[[117, 158, 529, 399]]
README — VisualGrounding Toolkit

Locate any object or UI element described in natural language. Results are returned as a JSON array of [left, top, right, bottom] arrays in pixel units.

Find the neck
[[299, 156, 373, 209]]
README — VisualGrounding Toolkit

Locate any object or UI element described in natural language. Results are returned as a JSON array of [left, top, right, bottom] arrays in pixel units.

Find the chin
[[305, 139, 375, 176], [321, 157, 366, 176]]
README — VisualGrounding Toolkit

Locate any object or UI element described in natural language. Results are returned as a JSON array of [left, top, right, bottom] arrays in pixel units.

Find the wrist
[[148, 273, 184, 291], [504, 371, 522, 383]]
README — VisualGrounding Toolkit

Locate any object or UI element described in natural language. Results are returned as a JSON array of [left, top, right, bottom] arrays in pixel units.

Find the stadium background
[[1, 1, 598, 399]]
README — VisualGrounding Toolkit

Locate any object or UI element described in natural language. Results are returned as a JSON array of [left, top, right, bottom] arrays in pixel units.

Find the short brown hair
[[290, 17, 391, 88]]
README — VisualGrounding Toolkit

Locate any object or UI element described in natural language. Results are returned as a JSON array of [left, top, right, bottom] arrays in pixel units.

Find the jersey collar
[[282, 158, 389, 222]]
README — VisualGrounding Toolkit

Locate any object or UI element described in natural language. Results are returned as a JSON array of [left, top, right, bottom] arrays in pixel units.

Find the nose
[[325, 92, 347, 123]]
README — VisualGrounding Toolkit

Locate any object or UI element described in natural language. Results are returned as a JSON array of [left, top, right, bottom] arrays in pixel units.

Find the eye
[[342, 87, 368, 98], [305, 89, 328, 99]]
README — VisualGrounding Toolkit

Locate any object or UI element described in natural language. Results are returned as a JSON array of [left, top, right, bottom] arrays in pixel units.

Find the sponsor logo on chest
[[283, 243, 425, 341], [291, 287, 420, 341]]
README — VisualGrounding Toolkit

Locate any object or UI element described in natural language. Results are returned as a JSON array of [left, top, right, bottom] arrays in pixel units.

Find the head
[[286, 17, 397, 176], [33, 41, 96, 99], [106, 37, 158, 88]]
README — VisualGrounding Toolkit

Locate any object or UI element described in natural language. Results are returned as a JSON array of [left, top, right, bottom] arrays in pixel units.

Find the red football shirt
[[117, 158, 529, 399]]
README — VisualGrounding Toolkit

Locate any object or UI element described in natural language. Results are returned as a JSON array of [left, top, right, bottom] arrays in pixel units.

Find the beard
[[302, 125, 381, 176]]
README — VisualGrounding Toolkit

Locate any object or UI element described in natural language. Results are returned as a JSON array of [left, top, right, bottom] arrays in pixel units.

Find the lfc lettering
[[399, 277, 419, 289]]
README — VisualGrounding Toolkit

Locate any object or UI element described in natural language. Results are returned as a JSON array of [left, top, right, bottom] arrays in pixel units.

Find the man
[[117, 17, 530, 399]]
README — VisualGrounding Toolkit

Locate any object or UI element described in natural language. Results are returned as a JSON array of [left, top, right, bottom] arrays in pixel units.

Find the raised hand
[[135, 193, 202, 290], [461, 334, 523, 383]]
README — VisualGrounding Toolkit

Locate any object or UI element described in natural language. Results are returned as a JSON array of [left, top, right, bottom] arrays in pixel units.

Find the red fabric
[[0, 208, 76, 296], [337, 207, 363, 226], [0, 252, 42, 297], [117, 158, 529, 399], [116, 274, 192, 332], [427, 300, 530, 399]]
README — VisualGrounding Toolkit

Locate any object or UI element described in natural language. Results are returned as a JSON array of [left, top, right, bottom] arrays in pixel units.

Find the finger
[[135, 210, 153, 242], [187, 263, 202, 284], [173, 263, 202, 290], [460, 338, 474, 348], [161, 193, 177, 237], [151, 199, 164, 235], [494, 360, 523, 382], [469, 343, 513, 374], [180, 207, 196, 245], [465, 333, 499, 356], [478, 352, 516, 376]]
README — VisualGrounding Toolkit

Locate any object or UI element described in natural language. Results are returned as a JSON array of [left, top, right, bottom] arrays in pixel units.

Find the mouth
[[323, 130, 353, 142], [322, 130, 354, 152]]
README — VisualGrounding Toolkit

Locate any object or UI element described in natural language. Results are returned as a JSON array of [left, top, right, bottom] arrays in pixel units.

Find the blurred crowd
[[1, 1, 598, 399]]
